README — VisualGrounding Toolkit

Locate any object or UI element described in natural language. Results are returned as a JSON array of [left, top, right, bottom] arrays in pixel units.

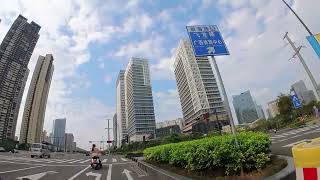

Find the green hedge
[[144, 131, 271, 175]]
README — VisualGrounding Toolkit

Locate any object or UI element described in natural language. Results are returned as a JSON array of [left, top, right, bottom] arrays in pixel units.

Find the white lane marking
[[102, 159, 108, 163], [282, 139, 310, 147], [0, 165, 45, 174], [68, 159, 84, 163], [112, 158, 117, 162], [79, 159, 91, 164], [57, 159, 76, 163], [68, 165, 90, 180], [122, 169, 133, 180], [121, 158, 128, 162], [107, 164, 112, 180], [17, 171, 58, 180], [86, 172, 101, 180]]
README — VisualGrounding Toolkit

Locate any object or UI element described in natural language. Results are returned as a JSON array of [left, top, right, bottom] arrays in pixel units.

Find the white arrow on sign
[[122, 169, 133, 180], [86, 172, 101, 180], [207, 47, 215, 54], [16, 171, 58, 180]]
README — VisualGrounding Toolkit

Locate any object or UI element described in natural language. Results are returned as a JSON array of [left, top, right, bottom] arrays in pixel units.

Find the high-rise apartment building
[[291, 80, 317, 104], [116, 70, 127, 146], [64, 133, 74, 152], [113, 113, 117, 146], [52, 118, 66, 151], [124, 58, 156, 142], [19, 54, 54, 144], [174, 39, 229, 133], [232, 91, 259, 124], [0, 15, 40, 140]]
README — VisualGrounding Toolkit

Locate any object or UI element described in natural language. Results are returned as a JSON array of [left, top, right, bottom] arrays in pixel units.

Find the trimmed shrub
[[143, 131, 271, 175]]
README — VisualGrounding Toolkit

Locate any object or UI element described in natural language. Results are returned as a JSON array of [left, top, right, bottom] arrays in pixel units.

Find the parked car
[[31, 143, 50, 158], [0, 147, 5, 152]]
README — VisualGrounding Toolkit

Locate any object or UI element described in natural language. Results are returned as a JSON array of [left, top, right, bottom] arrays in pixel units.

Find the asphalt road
[[270, 123, 320, 156], [0, 153, 154, 180]]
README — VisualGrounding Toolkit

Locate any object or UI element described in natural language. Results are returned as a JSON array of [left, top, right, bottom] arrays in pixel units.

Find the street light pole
[[282, 0, 313, 36], [210, 56, 239, 145]]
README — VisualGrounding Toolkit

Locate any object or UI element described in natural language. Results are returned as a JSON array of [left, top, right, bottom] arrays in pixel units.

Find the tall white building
[[116, 70, 127, 146], [19, 54, 54, 144], [124, 58, 156, 142], [174, 39, 229, 133]]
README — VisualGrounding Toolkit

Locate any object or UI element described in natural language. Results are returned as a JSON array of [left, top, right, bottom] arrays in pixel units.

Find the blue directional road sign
[[291, 94, 302, 109], [186, 25, 229, 57]]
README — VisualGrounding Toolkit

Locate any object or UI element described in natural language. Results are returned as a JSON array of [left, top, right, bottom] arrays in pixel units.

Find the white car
[[31, 143, 50, 158]]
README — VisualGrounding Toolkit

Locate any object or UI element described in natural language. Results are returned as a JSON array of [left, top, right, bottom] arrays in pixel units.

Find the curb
[[264, 155, 295, 180], [131, 157, 192, 180]]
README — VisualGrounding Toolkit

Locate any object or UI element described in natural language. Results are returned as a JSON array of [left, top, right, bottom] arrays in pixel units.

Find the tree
[[277, 94, 293, 116]]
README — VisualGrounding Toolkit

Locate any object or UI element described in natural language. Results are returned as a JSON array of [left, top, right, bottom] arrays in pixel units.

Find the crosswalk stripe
[[56, 159, 76, 163], [112, 158, 117, 162], [102, 159, 108, 163], [68, 159, 84, 163], [121, 158, 128, 162], [79, 159, 91, 164], [282, 139, 309, 147]]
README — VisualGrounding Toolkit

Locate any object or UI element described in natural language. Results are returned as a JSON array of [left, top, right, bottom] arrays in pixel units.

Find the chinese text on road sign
[[186, 25, 229, 57]]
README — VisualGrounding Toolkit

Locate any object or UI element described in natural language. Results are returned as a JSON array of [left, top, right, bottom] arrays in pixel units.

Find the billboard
[[307, 33, 320, 59], [186, 25, 229, 57]]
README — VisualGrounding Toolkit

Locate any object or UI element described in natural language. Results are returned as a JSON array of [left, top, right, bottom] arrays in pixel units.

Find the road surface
[[270, 123, 320, 156], [0, 153, 152, 180]]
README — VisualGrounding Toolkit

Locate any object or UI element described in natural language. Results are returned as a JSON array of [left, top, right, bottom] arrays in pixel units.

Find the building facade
[[19, 54, 54, 144], [291, 80, 316, 105], [0, 15, 40, 140], [64, 133, 74, 152], [255, 104, 266, 120], [174, 39, 229, 134], [232, 91, 259, 124], [113, 113, 117, 147], [124, 58, 156, 142], [52, 118, 66, 151], [267, 99, 280, 118], [156, 118, 184, 138], [116, 70, 127, 147]]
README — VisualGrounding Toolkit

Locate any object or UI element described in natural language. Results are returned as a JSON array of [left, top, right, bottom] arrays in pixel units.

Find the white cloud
[[154, 89, 182, 122], [122, 13, 153, 33], [114, 35, 164, 60], [104, 75, 112, 84], [98, 62, 105, 69]]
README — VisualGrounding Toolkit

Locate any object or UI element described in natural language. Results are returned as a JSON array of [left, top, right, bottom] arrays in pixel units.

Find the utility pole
[[283, 32, 320, 99], [105, 119, 112, 149]]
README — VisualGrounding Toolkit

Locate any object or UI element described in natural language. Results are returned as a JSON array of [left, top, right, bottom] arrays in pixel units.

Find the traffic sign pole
[[210, 56, 239, 145]]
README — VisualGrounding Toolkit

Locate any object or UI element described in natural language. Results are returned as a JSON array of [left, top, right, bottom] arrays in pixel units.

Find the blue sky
[[0, 0, 319, 149]]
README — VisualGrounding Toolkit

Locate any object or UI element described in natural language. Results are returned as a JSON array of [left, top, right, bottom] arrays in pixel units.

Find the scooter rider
[[91, 144, 102, 166]]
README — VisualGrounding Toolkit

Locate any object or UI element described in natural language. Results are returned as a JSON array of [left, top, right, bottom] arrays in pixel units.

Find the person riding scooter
[[90, 144, 102, 169]]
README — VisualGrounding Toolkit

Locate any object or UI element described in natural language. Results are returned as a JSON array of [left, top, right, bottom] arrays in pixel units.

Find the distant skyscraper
[[232, 91, 259, 124], [174, 39, 229, 133], [291, 80, 316, 104], [113, 113, 117, 146], [0, 15, 40, 140], [116, 70, 127, 147], [124, 58, 156, 142], [64, 133, 74, 152], [19, 54, 54, 144], [52, 118, 66, 151]]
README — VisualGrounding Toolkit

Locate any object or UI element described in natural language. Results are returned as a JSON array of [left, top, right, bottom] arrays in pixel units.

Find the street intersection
[[0, 154, 150, 180]]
